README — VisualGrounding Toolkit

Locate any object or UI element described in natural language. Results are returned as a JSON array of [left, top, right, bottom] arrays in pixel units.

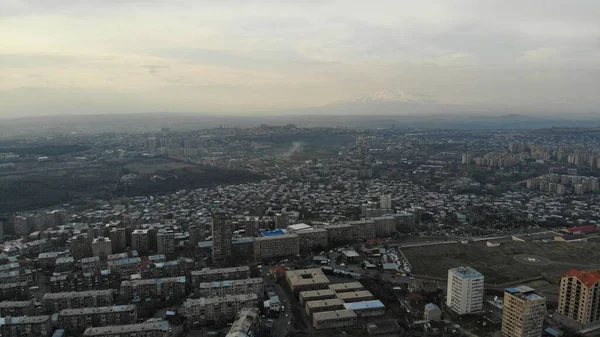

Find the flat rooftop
[[286, 268, 330, 288], [343, 300, 385, 311], [191, 266, 250, 276], [313, 310, 357, 322], [59, 305, 136, 316], [328, 282, 364, 292], [305, 298, 344, 309], [42, 289, 113, 300], [83, 321, 169, 336], [335, 290, 373, 300], [449, 266, 484, 279], [300, 289, 336, 298], [506, 286, 545, 301], [184, 293, 258, 306]]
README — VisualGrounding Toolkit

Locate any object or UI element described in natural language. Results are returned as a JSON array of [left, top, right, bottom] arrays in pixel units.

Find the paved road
[[262, 269, 293, 337]]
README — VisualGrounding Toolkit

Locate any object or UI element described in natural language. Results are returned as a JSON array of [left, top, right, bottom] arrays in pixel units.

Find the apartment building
[[190, 266, 251, 287], [312, 310, 357, 330], [294, 228, 328, 251], [212, 214, 232, 265], [225, 307, 260, 337], [81, 256, 102, 272], [92, 238, 112, 257], [0, 281, 30, 301], [0, 315, 53, 337], [58, 305, 137, 333], [140, 258, 194, 279], [108, 257, 141, 279], [50, 270, 120, 292], [131, 229, 150, 254], [41, 290, 115, 314], [557, 269, 600, 330], [0, 300, 35, 316], [323, 224, 354, 243], [156, 230, 175, 255], [501, 286, 546, 337], [109, 228, 127, 254], [347, 220, 376, 240], [372, 216, 396, 238], [183, 293, 258, 323], [446, 267, 484, 315], [82, 321, 170, 337], [197, 278, 264, 297], [120, 276, 186, 302], [253, 234, 299, 260]]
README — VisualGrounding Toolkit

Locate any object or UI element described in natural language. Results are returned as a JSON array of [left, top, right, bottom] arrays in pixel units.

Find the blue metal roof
[[262, 229, 286, 237], [343, 300, 385, 311]]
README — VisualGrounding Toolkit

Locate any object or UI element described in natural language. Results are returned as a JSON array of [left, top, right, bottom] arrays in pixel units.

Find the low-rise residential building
[[108, 257, 141, 279], [81, 256, 102, 272], [58, 305, 137, 333], [253, 234, 299, 260], [120, 276, 186, 302], [41, 290, 115, 314], [183, 293, 259, 324], [0, 281, 30, 301], [50, 270, 120, 292], [299, 289, 337, 306], [286, 268, 331, 294], [190, 266, 251, 287], [197, 278, 264, 297], [312, 310, 357, 330], [0, 315, 53, 337], [82, 321, 170, 337], [305, 299, 345, 317], [343, 300, 386, 317], [225, 307, 260, 337], [0, 300, 35, 316]]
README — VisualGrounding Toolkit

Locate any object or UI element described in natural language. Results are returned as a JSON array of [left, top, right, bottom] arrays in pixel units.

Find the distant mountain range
[[0, 91, 598, 137]]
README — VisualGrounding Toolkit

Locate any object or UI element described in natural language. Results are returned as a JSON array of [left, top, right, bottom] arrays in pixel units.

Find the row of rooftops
[[121, 276, 186, 287], [184, 293, 259, 306], [58, 305, 136, 316], [82, 321, 169, 336], [199, 278, 263, 288], [41, 289, 114, 300]]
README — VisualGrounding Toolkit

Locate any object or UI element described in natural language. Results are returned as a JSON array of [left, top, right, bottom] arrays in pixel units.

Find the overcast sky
[[1, 0, 599, 117]]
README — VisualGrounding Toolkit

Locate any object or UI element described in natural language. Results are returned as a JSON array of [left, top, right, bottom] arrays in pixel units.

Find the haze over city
[[1, 0, 600, 118]]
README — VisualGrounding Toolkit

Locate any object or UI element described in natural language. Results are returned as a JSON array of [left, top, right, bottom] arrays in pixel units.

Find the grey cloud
[[143, 64, 170, 74]]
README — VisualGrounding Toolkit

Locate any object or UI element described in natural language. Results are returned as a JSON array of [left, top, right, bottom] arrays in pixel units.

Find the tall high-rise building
[[558, 269, 600, 326], [501, 286, 546, 337], [157, 231, 175, 255], [131, 229, 150, 254], [188, 225, 198, 246], [446, 267, 484, 315], [70, 234, 93, 261], [379, 195, 392, 210], [109, 228, 126, 254], [91, 237, 112, 258], [212, 214, 232, 265]]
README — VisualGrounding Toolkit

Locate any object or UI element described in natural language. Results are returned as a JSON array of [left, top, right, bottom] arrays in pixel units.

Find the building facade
[[183, 293, 259, 324], [82, 321, 169, 337], [446, 267, 484, 315], [557, 269, 600, 327], [196, 278, 264, 297], [253, 234, 299, 260], [120, 277, 186, 302], [212, 214, 233, 265], [190, 266, 251, 287], [58, 305, 137, 334], [501, 286, 546, 337], [41, 290, 115, 314]]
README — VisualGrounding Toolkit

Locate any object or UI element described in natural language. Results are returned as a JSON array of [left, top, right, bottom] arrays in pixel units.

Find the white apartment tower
[[446, 267, 484, 315]]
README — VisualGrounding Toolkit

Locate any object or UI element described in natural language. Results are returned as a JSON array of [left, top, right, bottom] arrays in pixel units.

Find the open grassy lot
[[403, 241, 600, 284], [124, 159, 195, 174]]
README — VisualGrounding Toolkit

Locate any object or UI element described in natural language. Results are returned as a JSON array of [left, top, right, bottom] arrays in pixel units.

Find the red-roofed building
[[558, 269, 600, 327], [561, 225, 598, 235]]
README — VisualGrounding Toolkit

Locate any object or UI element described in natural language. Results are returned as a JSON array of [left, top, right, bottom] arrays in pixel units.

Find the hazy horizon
[[1, 0, 599, 117]]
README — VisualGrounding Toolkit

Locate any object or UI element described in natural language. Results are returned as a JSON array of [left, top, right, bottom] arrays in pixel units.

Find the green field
[[403, 241, 600, 284]]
